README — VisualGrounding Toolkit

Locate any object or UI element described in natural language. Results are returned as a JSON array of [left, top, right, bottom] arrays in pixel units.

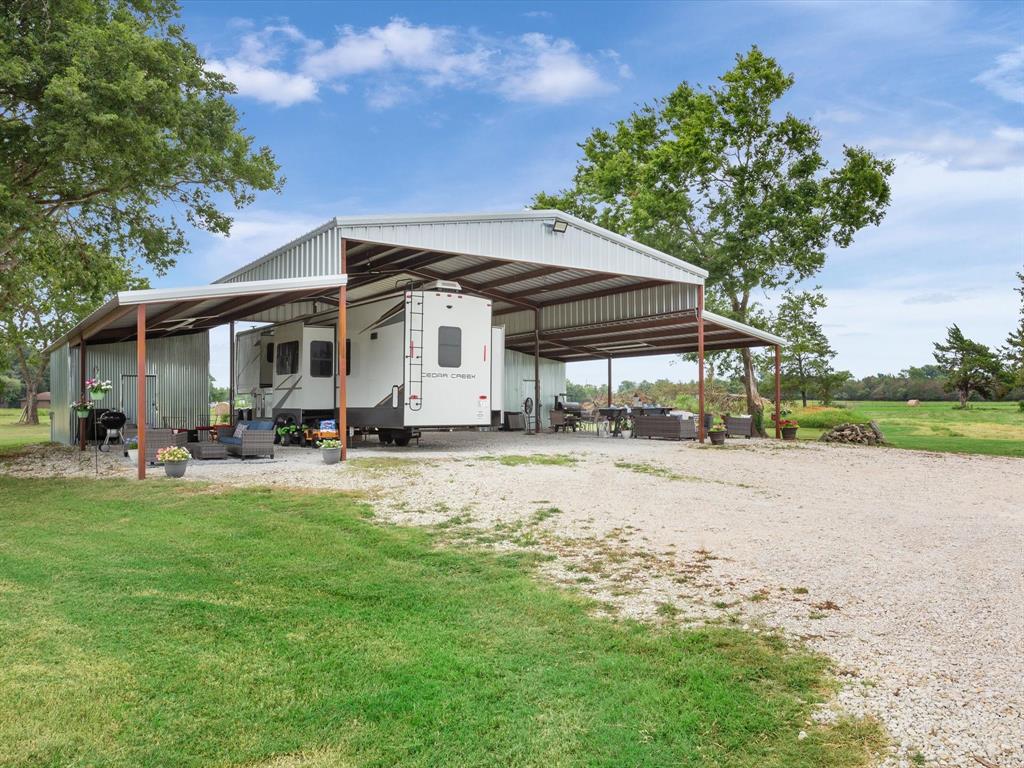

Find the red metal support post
[[774, 344, 782, 439], [338, 238, 348, 460], [137, 305, 147, 480], [697, 287, 705, 444], [533, 309, 541, 435]]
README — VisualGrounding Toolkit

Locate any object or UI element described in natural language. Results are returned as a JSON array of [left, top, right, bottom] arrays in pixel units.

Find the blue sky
[[166, 1, 1023, 387]]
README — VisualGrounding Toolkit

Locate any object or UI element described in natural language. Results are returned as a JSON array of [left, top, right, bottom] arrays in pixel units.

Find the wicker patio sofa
[[217, 420, 275, 459], [633, 414, 697, 440]]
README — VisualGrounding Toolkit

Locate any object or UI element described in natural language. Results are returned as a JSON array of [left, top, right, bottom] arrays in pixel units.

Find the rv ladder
[[407, 291, 424, 411]]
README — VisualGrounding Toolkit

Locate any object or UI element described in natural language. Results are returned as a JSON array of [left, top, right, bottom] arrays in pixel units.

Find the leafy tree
[[209, 374, 229, 403], [533, 47, 894, 432], [0, 0, 281, 290], [933, 325, 1003, 408], [816, 369, 851, 405], [0, 373, 22, 406], [0, 235, 143, 424], [1002, 270, 1024, 389], [772, 289, 835, 406]]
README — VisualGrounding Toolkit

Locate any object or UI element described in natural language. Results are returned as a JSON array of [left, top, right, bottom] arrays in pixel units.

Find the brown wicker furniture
[[218, 420, 275, 459], [725, 415, 754, 438], [123, 427, 187, 464], [185, 441, 227, 460], [633, 414, 697, 440]]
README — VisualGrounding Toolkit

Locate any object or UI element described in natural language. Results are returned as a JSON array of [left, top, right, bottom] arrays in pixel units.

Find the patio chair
[[123, 426, 187, 464], [725, 415, 754, 438], [218, 420, 275, 459]]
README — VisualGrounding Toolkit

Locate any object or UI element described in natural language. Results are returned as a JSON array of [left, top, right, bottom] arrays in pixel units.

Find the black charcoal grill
[[554, 394, 582, 418], [97, 410, 126, 452]]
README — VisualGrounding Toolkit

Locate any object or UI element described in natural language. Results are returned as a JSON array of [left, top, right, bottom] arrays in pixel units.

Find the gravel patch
[[4, 431, 1022, 767]]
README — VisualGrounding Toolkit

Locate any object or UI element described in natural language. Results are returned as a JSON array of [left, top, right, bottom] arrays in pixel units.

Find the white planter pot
[[127, 449, 139, 464], [321, 447, 342, 465]]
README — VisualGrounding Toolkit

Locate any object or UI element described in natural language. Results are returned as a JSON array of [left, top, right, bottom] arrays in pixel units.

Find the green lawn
[[0, 477, 882, 767], [0, 407, 50, 452], [792, 401, 1024, 458]]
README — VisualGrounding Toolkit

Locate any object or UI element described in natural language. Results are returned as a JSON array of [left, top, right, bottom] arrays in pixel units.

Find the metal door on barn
[[120, 374, 158, 427]]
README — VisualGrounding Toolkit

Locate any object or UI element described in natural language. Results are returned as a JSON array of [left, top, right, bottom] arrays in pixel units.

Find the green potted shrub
[[319, 438, 342, 465], [157, 445, 192, 478], [707, 419, 727, 445], [780, 419, 799, 441]]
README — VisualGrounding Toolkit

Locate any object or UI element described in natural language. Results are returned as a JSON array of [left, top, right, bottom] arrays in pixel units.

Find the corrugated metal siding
[[50, 343, 72, 444], [222, 225, 339, 283], [52, 333, 209, 445], [502, 349, 565, 420], [501, 283, 699, 336]]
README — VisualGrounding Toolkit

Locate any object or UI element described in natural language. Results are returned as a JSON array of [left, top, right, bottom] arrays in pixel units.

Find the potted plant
[[707, 419, 727, 445], [85, 377, 113, 400], [157, 445, 192, 478], [71, 398, 94, 420], [779, 419, 799, 441], [319, 438, 342, 465], [124, 436, 139, 464]]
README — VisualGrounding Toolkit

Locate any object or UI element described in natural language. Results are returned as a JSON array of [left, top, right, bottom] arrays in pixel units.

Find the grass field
[[0, 407, 50, 452], [0, 477, 883, 767], [791, 401, 1024, 458]]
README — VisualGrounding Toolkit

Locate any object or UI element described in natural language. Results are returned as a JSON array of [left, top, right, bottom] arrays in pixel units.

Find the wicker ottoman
[[186, 441, 227, 460]]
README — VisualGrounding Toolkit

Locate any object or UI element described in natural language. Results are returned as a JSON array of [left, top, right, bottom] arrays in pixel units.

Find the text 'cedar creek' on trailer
[[234, 281, 506, 444]]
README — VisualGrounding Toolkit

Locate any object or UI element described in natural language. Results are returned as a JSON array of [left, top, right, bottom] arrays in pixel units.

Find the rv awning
[[47, 275, 348, 351]]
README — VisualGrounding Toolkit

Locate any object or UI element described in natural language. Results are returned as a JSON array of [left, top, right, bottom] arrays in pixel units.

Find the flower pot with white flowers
[[319, 438, 342, 465], [157, 445, 192, 478], [72, 398, 94, 421], [86, 377, 113, 401]]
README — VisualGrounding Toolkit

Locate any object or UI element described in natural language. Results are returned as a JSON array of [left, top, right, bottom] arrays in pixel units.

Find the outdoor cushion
[[246, 420, 276, 431], [218, 436, 242, 446], [232, 423, 248, 439]]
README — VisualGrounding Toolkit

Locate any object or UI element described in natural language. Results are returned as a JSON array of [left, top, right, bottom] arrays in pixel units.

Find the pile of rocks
[[818, 421, 885, 445]]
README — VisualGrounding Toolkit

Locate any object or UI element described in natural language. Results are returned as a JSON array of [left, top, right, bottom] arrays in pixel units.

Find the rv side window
[[265, 342, 274, 363], [438, 326, 462, 368], [310, 341, 333, 378], [276, 341, 298, 375]]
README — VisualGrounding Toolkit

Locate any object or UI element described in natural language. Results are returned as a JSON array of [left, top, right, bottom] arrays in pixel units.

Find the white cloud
[[207, 58, 318, 107], [209, 17, 619, 109], [201, 210, 330, 273], [975, 45, 1024, 103], [871, 125, 1024, 171], [500, 34, 614, 103]]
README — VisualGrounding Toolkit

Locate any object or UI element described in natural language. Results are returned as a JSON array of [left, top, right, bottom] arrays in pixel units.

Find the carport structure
[[50, 210, 784, 478], [215, 210, 785, 443]]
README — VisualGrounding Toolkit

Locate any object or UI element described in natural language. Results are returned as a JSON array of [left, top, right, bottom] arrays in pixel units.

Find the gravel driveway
[[6, 432, 1022, 767]]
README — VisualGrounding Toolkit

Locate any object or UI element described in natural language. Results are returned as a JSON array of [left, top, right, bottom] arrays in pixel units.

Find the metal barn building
[[48, 210, 784, 477]]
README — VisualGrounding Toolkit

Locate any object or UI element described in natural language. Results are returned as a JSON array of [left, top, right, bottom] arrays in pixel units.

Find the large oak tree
[[1, 0, 283, 422], [533, 47, 893, 430], [1, 0, 281, 277]]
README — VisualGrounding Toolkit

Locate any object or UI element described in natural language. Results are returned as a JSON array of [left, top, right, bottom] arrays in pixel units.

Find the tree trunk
[[739, 347, 766, 436], [801, 389, 807, 407], [958, 388, 968, 409], [20, 380, 39, 425]]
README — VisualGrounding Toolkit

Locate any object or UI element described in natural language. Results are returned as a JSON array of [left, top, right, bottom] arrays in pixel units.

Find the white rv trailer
[[234, 284, 503, 445]]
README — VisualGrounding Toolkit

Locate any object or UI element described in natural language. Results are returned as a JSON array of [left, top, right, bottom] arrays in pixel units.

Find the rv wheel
[[378, 430, 395, 445], [393, 431, 412, 447]]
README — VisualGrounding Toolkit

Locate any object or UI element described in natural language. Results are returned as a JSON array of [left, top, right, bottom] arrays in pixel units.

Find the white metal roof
[[216, 210, 707, 286], [46, 275, 348, 351]]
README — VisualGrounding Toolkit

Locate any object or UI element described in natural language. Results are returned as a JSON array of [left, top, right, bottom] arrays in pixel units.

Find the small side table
[[186, 442, 227, 460]]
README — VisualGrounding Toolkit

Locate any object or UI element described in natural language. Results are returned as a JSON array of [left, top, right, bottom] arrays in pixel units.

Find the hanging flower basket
[[72, 399, 94, 419], [86, 378, 113, 399]]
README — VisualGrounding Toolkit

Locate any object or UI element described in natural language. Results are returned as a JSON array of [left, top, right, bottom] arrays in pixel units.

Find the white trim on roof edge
[[703, 310, 787, 347]]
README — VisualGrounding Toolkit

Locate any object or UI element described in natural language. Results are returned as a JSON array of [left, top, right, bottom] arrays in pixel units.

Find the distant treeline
[[567, 364, 1023, 407]]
